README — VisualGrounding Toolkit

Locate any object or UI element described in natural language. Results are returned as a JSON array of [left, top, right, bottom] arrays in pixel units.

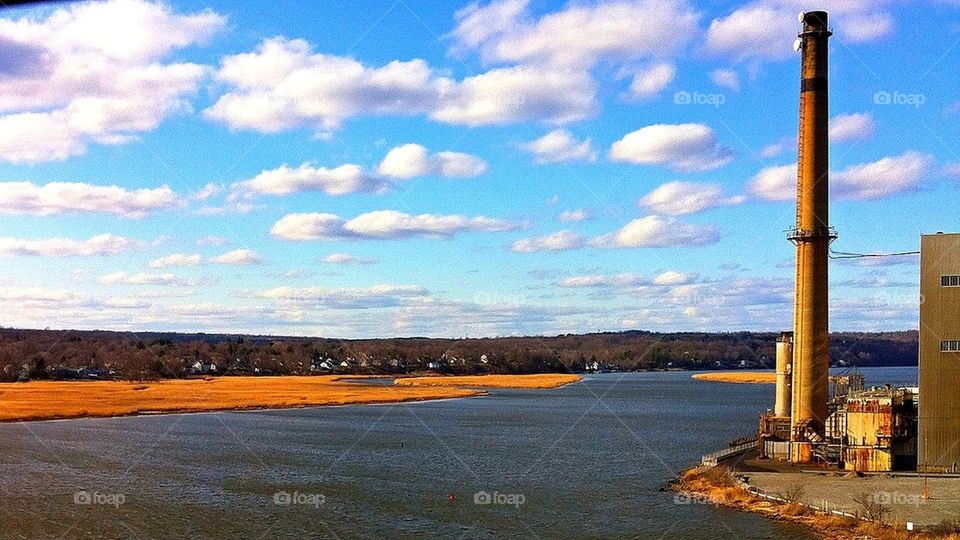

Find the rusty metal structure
[[774, 332, 793, 418], [918, 232, 960, 473], [789, 11, 834, 464], [842, 387, 918, 472]]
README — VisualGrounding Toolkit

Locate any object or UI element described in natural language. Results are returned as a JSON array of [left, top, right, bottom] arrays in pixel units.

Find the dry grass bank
[[692, 371, 776, 384], [0, 376, 482, 423], [394, 373, 582, 389], [675, 466, 960, 540]]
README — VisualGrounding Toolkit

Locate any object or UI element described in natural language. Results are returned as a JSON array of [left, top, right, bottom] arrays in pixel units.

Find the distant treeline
[[0, 327, 918, 381]]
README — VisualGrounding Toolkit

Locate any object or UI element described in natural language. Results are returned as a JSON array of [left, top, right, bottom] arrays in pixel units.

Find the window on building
[[941, 340, 960, 352], [941, 275, 960, 287]]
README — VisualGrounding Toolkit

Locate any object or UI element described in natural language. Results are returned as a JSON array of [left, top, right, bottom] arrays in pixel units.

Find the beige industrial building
[[918, 232, 960, 473]]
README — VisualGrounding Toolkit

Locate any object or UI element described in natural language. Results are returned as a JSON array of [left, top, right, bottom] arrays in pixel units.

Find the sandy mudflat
[[691, 371, 776, 384], [394, 373, 582, 389], [0, 374, 581, 422]]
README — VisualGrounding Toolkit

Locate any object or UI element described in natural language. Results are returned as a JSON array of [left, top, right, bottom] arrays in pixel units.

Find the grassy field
[[692, 371, 776, 384], [0, 374, 580, 422], [394, 373, 582, 389]]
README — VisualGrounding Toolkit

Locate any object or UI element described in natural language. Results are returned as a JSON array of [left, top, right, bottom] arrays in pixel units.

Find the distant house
[[190, 360, 218, 375]]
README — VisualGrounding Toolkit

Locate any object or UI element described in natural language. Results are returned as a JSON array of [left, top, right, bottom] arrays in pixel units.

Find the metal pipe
[[790, 10, 833, 463]]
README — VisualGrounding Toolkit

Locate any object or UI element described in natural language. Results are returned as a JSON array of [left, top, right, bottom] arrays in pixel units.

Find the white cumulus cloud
[[0, 0, 225, 163], [210, 248, 262, 265], [232, 164, 387, 198], [0, 234, 135, 257], [377, 143, 487, 179], [450, 0, 700, 69], [627, 63, 676, 100], [149, 253, 202, 268], [829, 113, 875, 143], [593, 215, 719, 248], [511, 230, 586, 253], [640, 181, 745, 216], [609, 124, 734, 172], [270, 211, 518, 241], [520, 130, 596, 164], [99, 271, 198, 286], [322, 253, 378, 265], [0, 181, 181, 218], [710, 69, 740, 92], [750, 152, 934, 201]]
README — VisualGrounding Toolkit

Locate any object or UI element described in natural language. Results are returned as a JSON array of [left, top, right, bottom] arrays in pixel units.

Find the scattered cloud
[[514, 215, 718, 252], [710, 68, 740, 91], [210, 248, 262, 265], [0, 181, 181, 218], [271, 210, 519, 241], [829, 113, 875, 143], [195, 235, 229, 247], [833, 151, 934, 200], [322, 253, 378, 265], [640, 181, 745, 216], [593, 215, 720, 248], [431, 65, 596, 126], [149, 253, 202, 268], [254, 284, 428, 309], [705, 2, 895, 63], [560, 270, 691, 288], [99, 271, 199, 286], [558, 209, 590, 223], [609, 124, 734, 172], [233, 163, 387, 198], [759, 136, 795, 158], [206, 38, 596, 132], [944, 163, 960, 179], [747, 163, 795, 201], [750, 152, 935, 201], [511, 230, 586, 253], [520, 129, 596, 164], [0, 234, 135, 257], [377, 143, 487, 179], [231, 143, 486, 199], [0, 0, 225, 163], [450, 0, 700, 69], [627, 63, 676, 100]]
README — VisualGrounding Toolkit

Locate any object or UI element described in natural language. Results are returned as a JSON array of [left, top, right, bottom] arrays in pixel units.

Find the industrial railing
[[744, 484, 862, 521], [701, 439, 756, 467]]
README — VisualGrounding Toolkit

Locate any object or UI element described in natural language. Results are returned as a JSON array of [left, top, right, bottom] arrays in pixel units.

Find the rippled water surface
[[0, 367, 913, 539]]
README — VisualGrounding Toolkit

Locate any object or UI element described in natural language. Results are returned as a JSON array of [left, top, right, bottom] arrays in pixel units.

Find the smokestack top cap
[[800, 10, 829, 30]]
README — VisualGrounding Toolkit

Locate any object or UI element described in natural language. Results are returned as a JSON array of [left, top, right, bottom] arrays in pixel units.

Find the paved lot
[[744, 471, 960, 526]]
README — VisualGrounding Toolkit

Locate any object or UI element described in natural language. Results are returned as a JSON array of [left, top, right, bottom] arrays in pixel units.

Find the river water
[[0, 367, 914, 539]]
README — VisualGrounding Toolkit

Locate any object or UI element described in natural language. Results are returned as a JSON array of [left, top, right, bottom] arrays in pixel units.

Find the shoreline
[[673, 465, 957, 539], [691, 371, 776, 384], [0, 374, 581, 424]]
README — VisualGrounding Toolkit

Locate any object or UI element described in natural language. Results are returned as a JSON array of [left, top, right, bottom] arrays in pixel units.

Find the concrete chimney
[[775, 332, 793, 418], [789, 10, 834, 463]]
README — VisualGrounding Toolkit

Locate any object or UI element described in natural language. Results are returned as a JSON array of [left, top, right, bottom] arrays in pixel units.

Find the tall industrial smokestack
[[775, 332, 793, 418], [790, 10, 833, 464]]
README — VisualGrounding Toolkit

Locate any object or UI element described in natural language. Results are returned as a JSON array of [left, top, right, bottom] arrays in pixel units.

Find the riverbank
[[692, 371, 776, 384], [394, 373, 581, 389], [0, 374, 580, 423], [674, 465, 960, 539]]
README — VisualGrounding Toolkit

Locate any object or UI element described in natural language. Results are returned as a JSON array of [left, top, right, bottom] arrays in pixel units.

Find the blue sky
[[0, 0, 958, 337]]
